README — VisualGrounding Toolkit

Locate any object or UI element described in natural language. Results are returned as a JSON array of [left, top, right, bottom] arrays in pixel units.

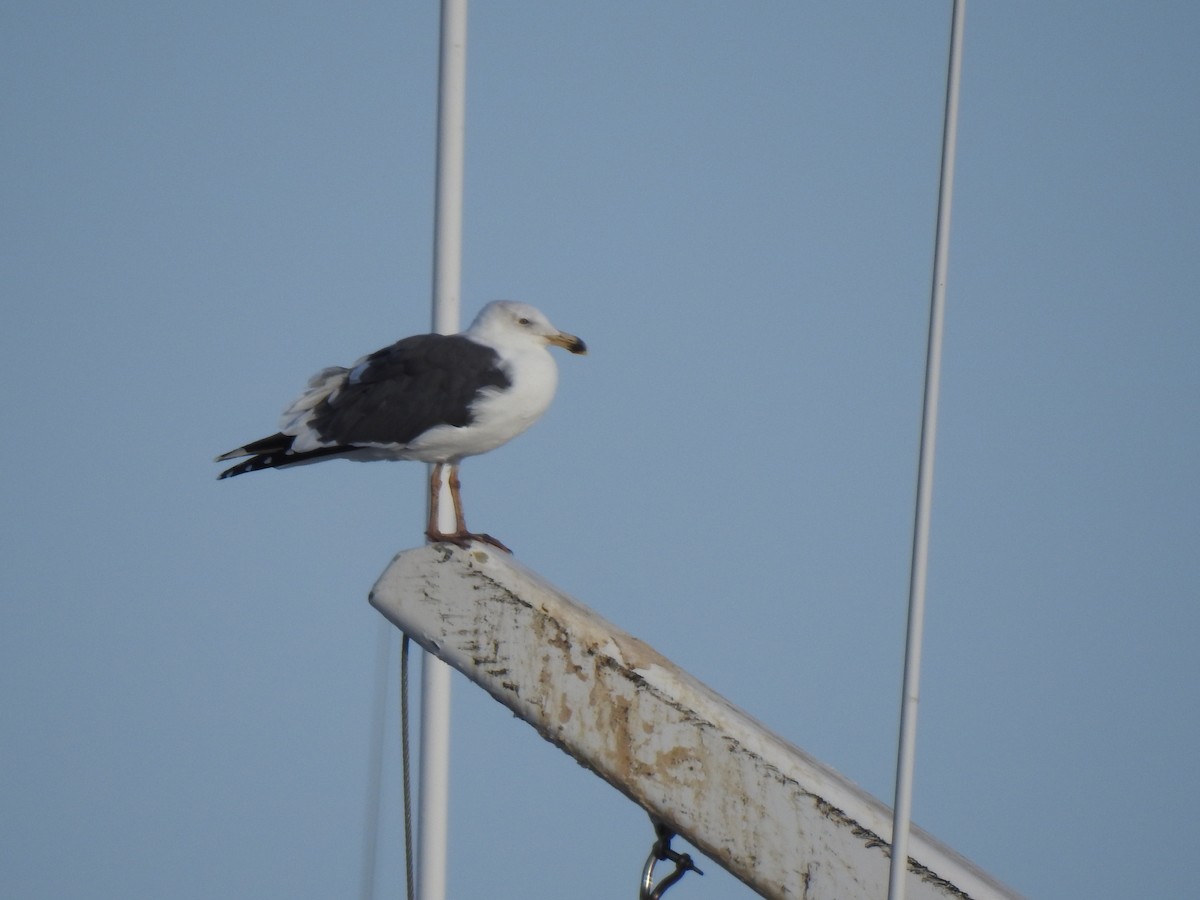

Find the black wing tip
[[216, 443, 356, 479], [217, 455, 279, 479], [215, 433, 294, 478]]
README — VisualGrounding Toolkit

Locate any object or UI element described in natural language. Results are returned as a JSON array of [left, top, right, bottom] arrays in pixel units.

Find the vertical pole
[[421, 3, 468, 900], [431, 0, 467, 336], [887, 3, 965, 900]]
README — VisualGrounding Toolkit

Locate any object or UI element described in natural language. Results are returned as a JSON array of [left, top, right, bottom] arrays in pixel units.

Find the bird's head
[[470, 300, 587, 355]]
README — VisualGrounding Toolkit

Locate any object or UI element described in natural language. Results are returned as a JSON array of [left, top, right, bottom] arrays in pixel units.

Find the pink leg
[[424, 462, 444, 543], [423, 463, 511, 553]]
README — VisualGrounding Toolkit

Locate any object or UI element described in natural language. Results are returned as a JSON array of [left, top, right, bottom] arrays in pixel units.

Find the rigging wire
[[360, 623, 391, 900], [887, 3, 966, 900], [359, 625, 415, 900], [400, 634, 415, 900]]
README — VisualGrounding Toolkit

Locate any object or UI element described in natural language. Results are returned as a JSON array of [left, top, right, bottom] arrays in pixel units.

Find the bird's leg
[[424, 462, 446, 544], [447, 464, 468, 536], [448, 465, 512, 554], [426, 461, 468, 546], [422, 463, 510, 552]]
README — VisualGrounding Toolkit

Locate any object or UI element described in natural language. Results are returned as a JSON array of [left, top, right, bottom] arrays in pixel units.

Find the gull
[[216, 300, 586, 551]]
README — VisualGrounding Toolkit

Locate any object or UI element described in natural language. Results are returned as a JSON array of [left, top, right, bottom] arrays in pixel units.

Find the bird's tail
[[217, 455, 281, 479], [215, 433, 292, 479], [215, 433, 353, 479]]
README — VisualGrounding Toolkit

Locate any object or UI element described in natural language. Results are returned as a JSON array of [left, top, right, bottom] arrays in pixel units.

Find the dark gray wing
[[306, 333, 511, 446]]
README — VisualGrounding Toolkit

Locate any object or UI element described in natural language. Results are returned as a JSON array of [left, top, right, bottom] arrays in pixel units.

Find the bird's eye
[[517, 317, 531, 326]]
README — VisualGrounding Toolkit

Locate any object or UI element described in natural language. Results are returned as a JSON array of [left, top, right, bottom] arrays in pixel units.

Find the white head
[[466, 301, 587, 355]]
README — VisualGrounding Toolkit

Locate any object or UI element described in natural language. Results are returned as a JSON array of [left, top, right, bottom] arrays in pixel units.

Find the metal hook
[[639, 819, 703, 900]]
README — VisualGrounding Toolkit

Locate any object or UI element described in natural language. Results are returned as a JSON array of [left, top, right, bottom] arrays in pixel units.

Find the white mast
[[421, 2, 468, 900]]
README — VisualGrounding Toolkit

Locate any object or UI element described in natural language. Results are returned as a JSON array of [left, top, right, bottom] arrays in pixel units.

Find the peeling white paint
[[370, 544, 1022, 900]]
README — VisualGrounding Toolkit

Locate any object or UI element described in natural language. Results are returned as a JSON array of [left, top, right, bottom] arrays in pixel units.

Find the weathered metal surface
[[370, 544, 1021, 900]]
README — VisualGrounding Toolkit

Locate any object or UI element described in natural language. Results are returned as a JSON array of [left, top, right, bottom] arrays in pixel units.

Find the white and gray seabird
[[216, 300, 586, 551]]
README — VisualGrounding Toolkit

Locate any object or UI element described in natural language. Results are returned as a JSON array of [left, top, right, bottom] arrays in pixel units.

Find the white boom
[[370, 545, 1022, 900]]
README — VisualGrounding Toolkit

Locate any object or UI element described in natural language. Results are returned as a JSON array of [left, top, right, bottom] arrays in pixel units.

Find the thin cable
[[360, 623, 391, 900], [401, 634, 415, 900], [887, 4, 965, 900]]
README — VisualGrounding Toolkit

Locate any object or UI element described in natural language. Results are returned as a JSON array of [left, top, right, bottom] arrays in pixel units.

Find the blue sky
[[3, 3, 1198, 898]]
